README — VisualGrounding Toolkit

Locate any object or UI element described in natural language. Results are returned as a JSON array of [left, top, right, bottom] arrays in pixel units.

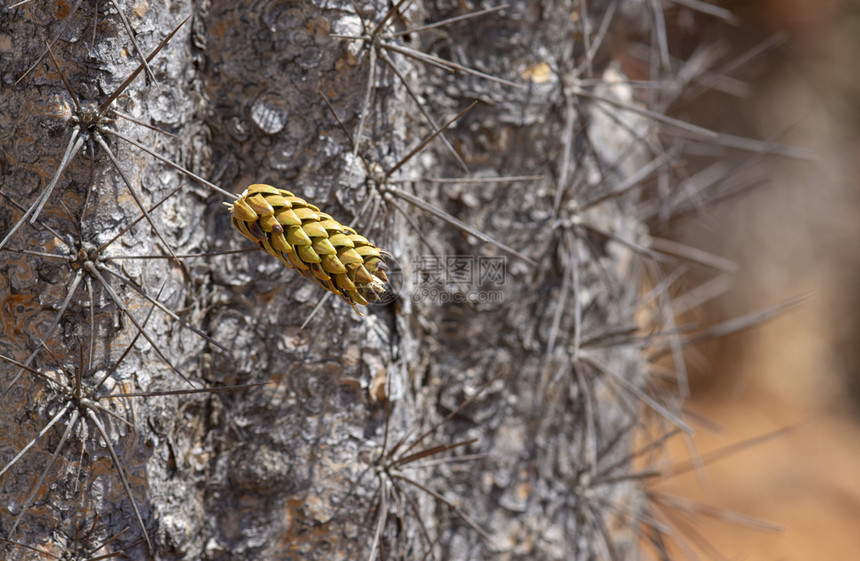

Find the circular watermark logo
[[369, 253, 404, 306]]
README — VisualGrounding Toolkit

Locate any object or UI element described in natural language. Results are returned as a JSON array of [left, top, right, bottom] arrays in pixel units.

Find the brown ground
[[659, 306, 860, 560]]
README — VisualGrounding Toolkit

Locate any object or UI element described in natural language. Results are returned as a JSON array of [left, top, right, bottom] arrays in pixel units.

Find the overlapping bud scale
[[228, 184, 390, 309]]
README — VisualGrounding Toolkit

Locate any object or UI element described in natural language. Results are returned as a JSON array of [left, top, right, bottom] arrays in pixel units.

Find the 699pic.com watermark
[[369, 255, 507, 306], [409, 255, 506, 304]]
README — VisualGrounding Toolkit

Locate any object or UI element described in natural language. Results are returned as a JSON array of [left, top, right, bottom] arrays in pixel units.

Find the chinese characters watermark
[[411, 255, 506, 303], [370, 255, 507, 306]]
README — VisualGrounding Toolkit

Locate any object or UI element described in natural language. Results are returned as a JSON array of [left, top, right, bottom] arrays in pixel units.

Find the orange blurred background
[[655, 1, 860, 559]]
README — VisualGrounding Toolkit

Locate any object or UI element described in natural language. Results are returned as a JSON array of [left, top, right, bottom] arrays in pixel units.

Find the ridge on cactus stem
[[227, 184, 391, 312]]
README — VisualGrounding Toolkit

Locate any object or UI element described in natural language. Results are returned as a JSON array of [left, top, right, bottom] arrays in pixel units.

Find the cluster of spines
[[228, 184, 390, 310]]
